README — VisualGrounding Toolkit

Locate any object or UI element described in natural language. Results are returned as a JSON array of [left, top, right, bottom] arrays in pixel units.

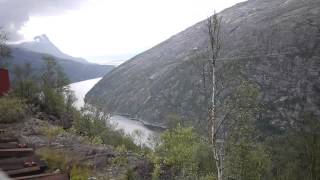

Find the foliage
[[37, 148, 91, 179], [125, 168, 137, 180], [42, 126, 66, 138], [70, 166, 91, 180], [0, 95, 27, 123], [112, 156, 128, 167], [152, 124, 215, 178], [72, 104, 139, 151], [41, 86, 66, 116], [39, 56, 71, 117], [115, 144, 128, 153], [156, 125, 198, 172], [193, 142, 216, 177], [12, 64, 39, 103], [151, 163, 161, 180], [226, 142, 271, 180], [41, 56, 69, 89], [166, 114, 182, 130], [224, 81, 271, 180], [37, 148, 70, 170], [0, 29, 11, 67], [12, 58, 77, 128], [224, 81, 320, 180], [266, 112, 320, 180], [89, 136, 103, 145]]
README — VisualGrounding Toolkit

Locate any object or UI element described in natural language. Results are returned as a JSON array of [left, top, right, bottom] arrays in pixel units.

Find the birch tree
[[207, 12, 223, 180]]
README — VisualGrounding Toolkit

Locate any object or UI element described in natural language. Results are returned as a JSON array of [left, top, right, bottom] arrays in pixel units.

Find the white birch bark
[[207, 12, 223, 180]]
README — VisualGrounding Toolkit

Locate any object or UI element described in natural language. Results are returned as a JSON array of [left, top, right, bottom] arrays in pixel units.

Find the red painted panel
[[0, 68, 10, 96]]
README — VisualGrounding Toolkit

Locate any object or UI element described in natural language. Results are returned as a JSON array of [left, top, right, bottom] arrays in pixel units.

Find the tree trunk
[[207, 12, 223, 180]]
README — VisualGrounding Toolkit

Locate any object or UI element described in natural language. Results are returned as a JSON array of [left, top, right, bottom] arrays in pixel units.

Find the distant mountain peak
[[17, 34, 88, 63], [34, 34, 50, 43]]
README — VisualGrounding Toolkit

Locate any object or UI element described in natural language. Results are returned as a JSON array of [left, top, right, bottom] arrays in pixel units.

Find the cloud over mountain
[[0, 0, 87, 40]]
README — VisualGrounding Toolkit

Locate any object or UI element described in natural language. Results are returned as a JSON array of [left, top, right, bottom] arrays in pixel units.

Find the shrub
[[41, 86, 66, 117], [42, 126, 66, 138], [73, 104, 139, 151], [0, 95, 26, 123], [155, 125, 199, 171], [37, 148, 70, 170], [37, 148, 92, 179], [12, 63, 40, 103], [41, 126, 67, 146], [151, 163, 161, 180], [70, 166, 90, 180], [112, 156, 128, 167], [125, 168, 137, 180], [152, 124, 216, 178], [12, 58, 76, 128], [100, 129, 138, 151]]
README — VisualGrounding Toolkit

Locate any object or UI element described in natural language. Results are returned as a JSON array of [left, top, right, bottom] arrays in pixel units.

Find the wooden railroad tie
[[13, 172, 69, 180], [0, 148, 34, 158], [6, 166, 42, 176], [0, 136, 70, 179], [0, 138, 19, 143], [0, 155, 47, 171], [0, 143, 28, 149]]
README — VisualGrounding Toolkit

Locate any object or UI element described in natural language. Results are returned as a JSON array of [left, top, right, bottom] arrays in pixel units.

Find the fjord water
[[69, 77, 158, 146]]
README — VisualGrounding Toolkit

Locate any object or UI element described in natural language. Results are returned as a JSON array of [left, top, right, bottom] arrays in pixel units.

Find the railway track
[[0, 136, 69, 180]]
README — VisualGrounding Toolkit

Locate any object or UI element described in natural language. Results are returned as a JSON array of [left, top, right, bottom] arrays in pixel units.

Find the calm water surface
[[69, 77, 158, 146]]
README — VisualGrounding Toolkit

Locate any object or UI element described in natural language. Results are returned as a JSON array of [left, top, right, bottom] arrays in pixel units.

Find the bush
[[0, 95, 27, 123], [70, 166, 90, 180], [152, 124, 215, 178], [13, 63, 40, 103], [42, 126, 66, 138], [37, 148, 70, 170], [12, 58, 76, 128], [72, 104, 139, 152], [112, 156, 128, 167], [37, 148, 92, 179], [41, 86, 66, 117], [41, 126, 67, 146]]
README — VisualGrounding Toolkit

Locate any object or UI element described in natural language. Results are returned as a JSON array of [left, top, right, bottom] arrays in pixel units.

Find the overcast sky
[[1, 0, 246, 65]]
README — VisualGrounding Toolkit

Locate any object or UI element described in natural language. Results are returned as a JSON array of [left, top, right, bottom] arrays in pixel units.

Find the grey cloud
[[0, 0, 87, 41]]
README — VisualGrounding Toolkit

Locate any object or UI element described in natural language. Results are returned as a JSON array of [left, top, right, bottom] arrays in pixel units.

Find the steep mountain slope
[[17, 34, 88, 63], [86, 0, 320, 129], [7, 47, 114, 83]]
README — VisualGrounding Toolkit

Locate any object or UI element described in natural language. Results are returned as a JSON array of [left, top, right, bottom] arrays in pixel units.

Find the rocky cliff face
[[86, 0, 320, 129]]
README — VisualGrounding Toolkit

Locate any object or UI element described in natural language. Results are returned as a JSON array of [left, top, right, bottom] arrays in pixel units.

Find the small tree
[[0, 29, 11, 68], [41, 56, 69, 90], [154, 125, 200, 177], [13, 64, 39, 102], [152, 124, 215, 179], [38, 56, 77, 128], [225, 81, 271, 180]]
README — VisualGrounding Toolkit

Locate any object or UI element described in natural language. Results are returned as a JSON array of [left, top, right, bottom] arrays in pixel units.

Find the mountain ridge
[[86, 0, 320, 128], [6, 47, 114, 83], [5, 34, 115, 83], [16, 34, 88, 64]]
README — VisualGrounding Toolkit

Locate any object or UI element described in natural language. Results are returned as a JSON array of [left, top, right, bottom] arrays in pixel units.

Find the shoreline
[[112, 113, 167, 131]]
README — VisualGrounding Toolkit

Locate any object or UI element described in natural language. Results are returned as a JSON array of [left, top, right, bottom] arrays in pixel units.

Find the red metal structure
[[0, 68, 10, 96]]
